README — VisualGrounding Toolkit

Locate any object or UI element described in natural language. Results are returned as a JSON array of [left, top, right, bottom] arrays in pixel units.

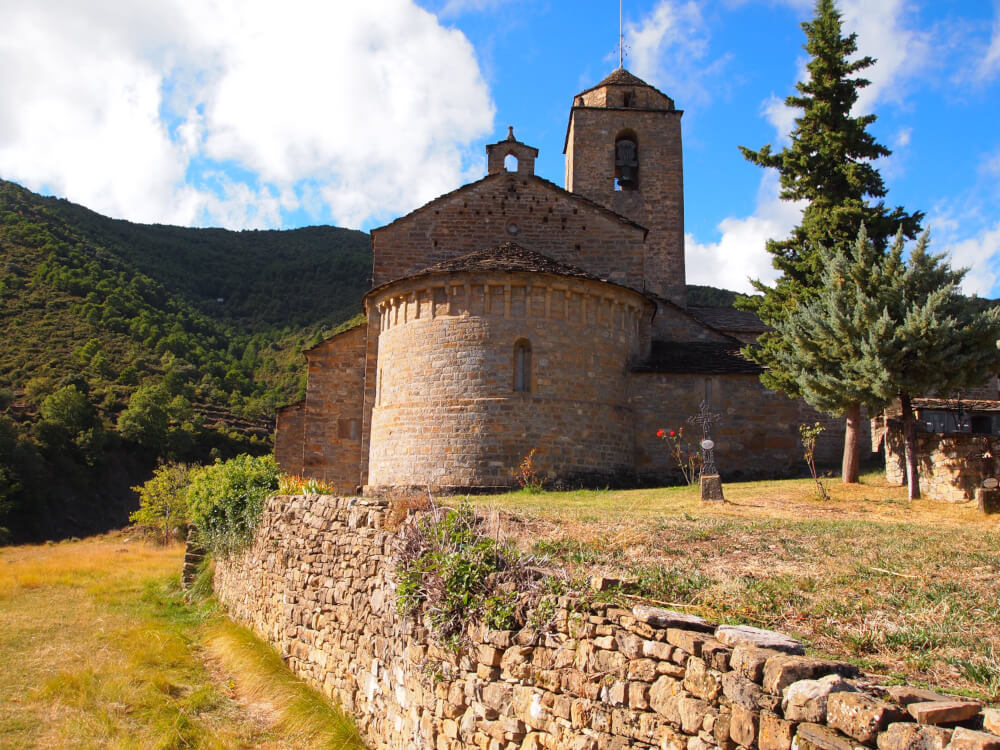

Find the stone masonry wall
[[885, 430, 999, 502], [274, 400, 305, 475], [367, 272, 650, 489], [299, 325, 367, 492], [371, 173, 648, 294], [629, 374, 864, 483], [215, 494, 1000, 750]]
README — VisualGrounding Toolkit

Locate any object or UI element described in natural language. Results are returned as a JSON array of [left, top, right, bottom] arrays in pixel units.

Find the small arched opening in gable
[[513, 339, 532, 392], [614, 130, 638, 191], [504, 153, 519, 172]]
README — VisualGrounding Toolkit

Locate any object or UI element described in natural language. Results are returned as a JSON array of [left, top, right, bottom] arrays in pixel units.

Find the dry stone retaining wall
[[214, 494, 999, 750]]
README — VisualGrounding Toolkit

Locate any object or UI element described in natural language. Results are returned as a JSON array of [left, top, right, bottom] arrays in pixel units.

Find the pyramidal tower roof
[[573, 67, 675, 111], [596, 68, 651, 88]]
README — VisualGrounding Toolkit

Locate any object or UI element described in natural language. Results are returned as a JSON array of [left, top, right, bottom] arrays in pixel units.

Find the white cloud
[[0, 0, 494, 229], [837, 0, 931, 112], [624, 1, 727, 107], [438, 0, 514, 17], [928, 205, 1000, 298], [762, 93, 798, 143], [685, 173, 804, 294], [978, 6, 1000, 81]]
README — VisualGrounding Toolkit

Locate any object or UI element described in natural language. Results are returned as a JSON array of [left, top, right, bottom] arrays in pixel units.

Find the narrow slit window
[[514, 339, 531, 392]]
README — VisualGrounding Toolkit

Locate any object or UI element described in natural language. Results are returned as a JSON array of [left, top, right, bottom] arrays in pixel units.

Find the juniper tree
[[859, 233, 1000, 500], [776, 227, 1000, 501], [737, 0, 922, 482]]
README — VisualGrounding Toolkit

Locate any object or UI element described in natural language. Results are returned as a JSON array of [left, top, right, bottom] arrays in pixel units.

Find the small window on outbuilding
[[504, 153, 518, 172], [513, 339, 532, 392]]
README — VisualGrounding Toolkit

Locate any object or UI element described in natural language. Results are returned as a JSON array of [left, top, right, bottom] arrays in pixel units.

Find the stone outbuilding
[[275, 68, 848, 493]]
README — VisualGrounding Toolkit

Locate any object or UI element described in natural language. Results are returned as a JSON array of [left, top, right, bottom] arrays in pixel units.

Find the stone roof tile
[[416, 241, 601, 280], [633, 341, 763, 375], [687, 306, 768, 333]]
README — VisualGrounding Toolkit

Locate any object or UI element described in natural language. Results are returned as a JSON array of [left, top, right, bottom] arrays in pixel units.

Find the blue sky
[[1, 0, 998, 296]]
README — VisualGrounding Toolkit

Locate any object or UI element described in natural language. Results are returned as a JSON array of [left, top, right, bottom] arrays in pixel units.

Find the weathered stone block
[[793, 723, 854, 750], [684, 656, 723, 701], [730, 702, 760, 748], [947, 729, 1000, 750], [644, 640, 673, 661], [759, 710, 796, 750], [783, 675, 856, 723], [732, 645, 782, 683], [715, 625, 805, 655], [907, 701, 982, 726], [876, 722, 952, 750], [984, 709, 1000, 736], [723, 671, 764, 710], [633, 606, 715, 633], [679, 697, 712, 735], [762, 656, 858, 696], [827, 691, 905, 745], [885, 687, 952, 707], [668, 628, 712, 657]]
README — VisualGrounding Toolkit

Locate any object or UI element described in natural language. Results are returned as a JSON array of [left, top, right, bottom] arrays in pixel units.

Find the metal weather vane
[[617, 0, 630, 68]]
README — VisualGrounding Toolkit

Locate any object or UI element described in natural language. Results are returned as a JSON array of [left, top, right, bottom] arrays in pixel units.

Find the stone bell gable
[[371, 168, 648, 294]]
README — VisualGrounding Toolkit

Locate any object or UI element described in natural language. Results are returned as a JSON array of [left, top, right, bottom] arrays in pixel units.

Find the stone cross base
[[977, 488, 999, 514], [700, 474, 725, 502]]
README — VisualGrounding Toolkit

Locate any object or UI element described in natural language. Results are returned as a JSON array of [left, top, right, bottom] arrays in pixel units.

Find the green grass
[[0, 534, 365, 749]]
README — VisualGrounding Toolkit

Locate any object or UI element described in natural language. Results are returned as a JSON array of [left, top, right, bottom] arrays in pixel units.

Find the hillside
[[0, 179, 371, 541]]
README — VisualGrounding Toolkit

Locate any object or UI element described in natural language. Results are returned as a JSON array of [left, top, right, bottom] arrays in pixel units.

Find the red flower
[[669, 430, 676, 437], [656, 429, 664, 438]]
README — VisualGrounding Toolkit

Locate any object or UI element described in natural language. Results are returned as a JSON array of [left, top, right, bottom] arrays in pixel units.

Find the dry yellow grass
[[0, 533, 363, 749]]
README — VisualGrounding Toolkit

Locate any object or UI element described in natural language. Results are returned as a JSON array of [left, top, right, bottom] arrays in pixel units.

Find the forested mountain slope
[[0, 179, 370, 541]]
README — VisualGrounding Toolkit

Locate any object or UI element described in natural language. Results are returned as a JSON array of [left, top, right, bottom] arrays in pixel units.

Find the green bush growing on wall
[[186, 454, 279, 556]]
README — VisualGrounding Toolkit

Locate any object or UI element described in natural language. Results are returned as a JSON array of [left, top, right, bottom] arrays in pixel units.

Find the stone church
[[274, 68, 842, 493]]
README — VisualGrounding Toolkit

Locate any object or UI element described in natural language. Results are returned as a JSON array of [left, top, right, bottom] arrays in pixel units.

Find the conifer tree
[[776, 227, 1000, 500], [738, 0, 923, 482], [859, 233, 1000, 500]]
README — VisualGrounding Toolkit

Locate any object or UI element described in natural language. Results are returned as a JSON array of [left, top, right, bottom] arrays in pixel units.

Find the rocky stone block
[[759, 710, 797, 750], [644, 639, 674, 661], [731, 702, 760, 748], [947, 728, 1000, 750], [984, 709, 1000, 736], [827, 690, 906, 745], [633, 606, 715, 633], [762, 655, 859, 696], [907, 701, 982, 726], [876, 722, 952, 750], [783, 675, 857, 723], [684, 657, 723, 701], [732, 645, 783, 683], [679, 697, 712, 735], [885, 687, 953, 707], [714, 709, 738, 750], [668, 629, 713, 657], [722, 671, 764, 710], [792, 723, 855, 750], [716, 625, 806, 655]]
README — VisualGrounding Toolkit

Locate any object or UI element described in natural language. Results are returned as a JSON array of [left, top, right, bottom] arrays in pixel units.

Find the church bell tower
[[564, 68, 686, 307]]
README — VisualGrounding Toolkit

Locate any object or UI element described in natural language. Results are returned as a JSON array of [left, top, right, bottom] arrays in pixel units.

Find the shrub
[[396, 502, 537, 646], [186, 454, 280, 556], [129, 461, 193, 544]]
